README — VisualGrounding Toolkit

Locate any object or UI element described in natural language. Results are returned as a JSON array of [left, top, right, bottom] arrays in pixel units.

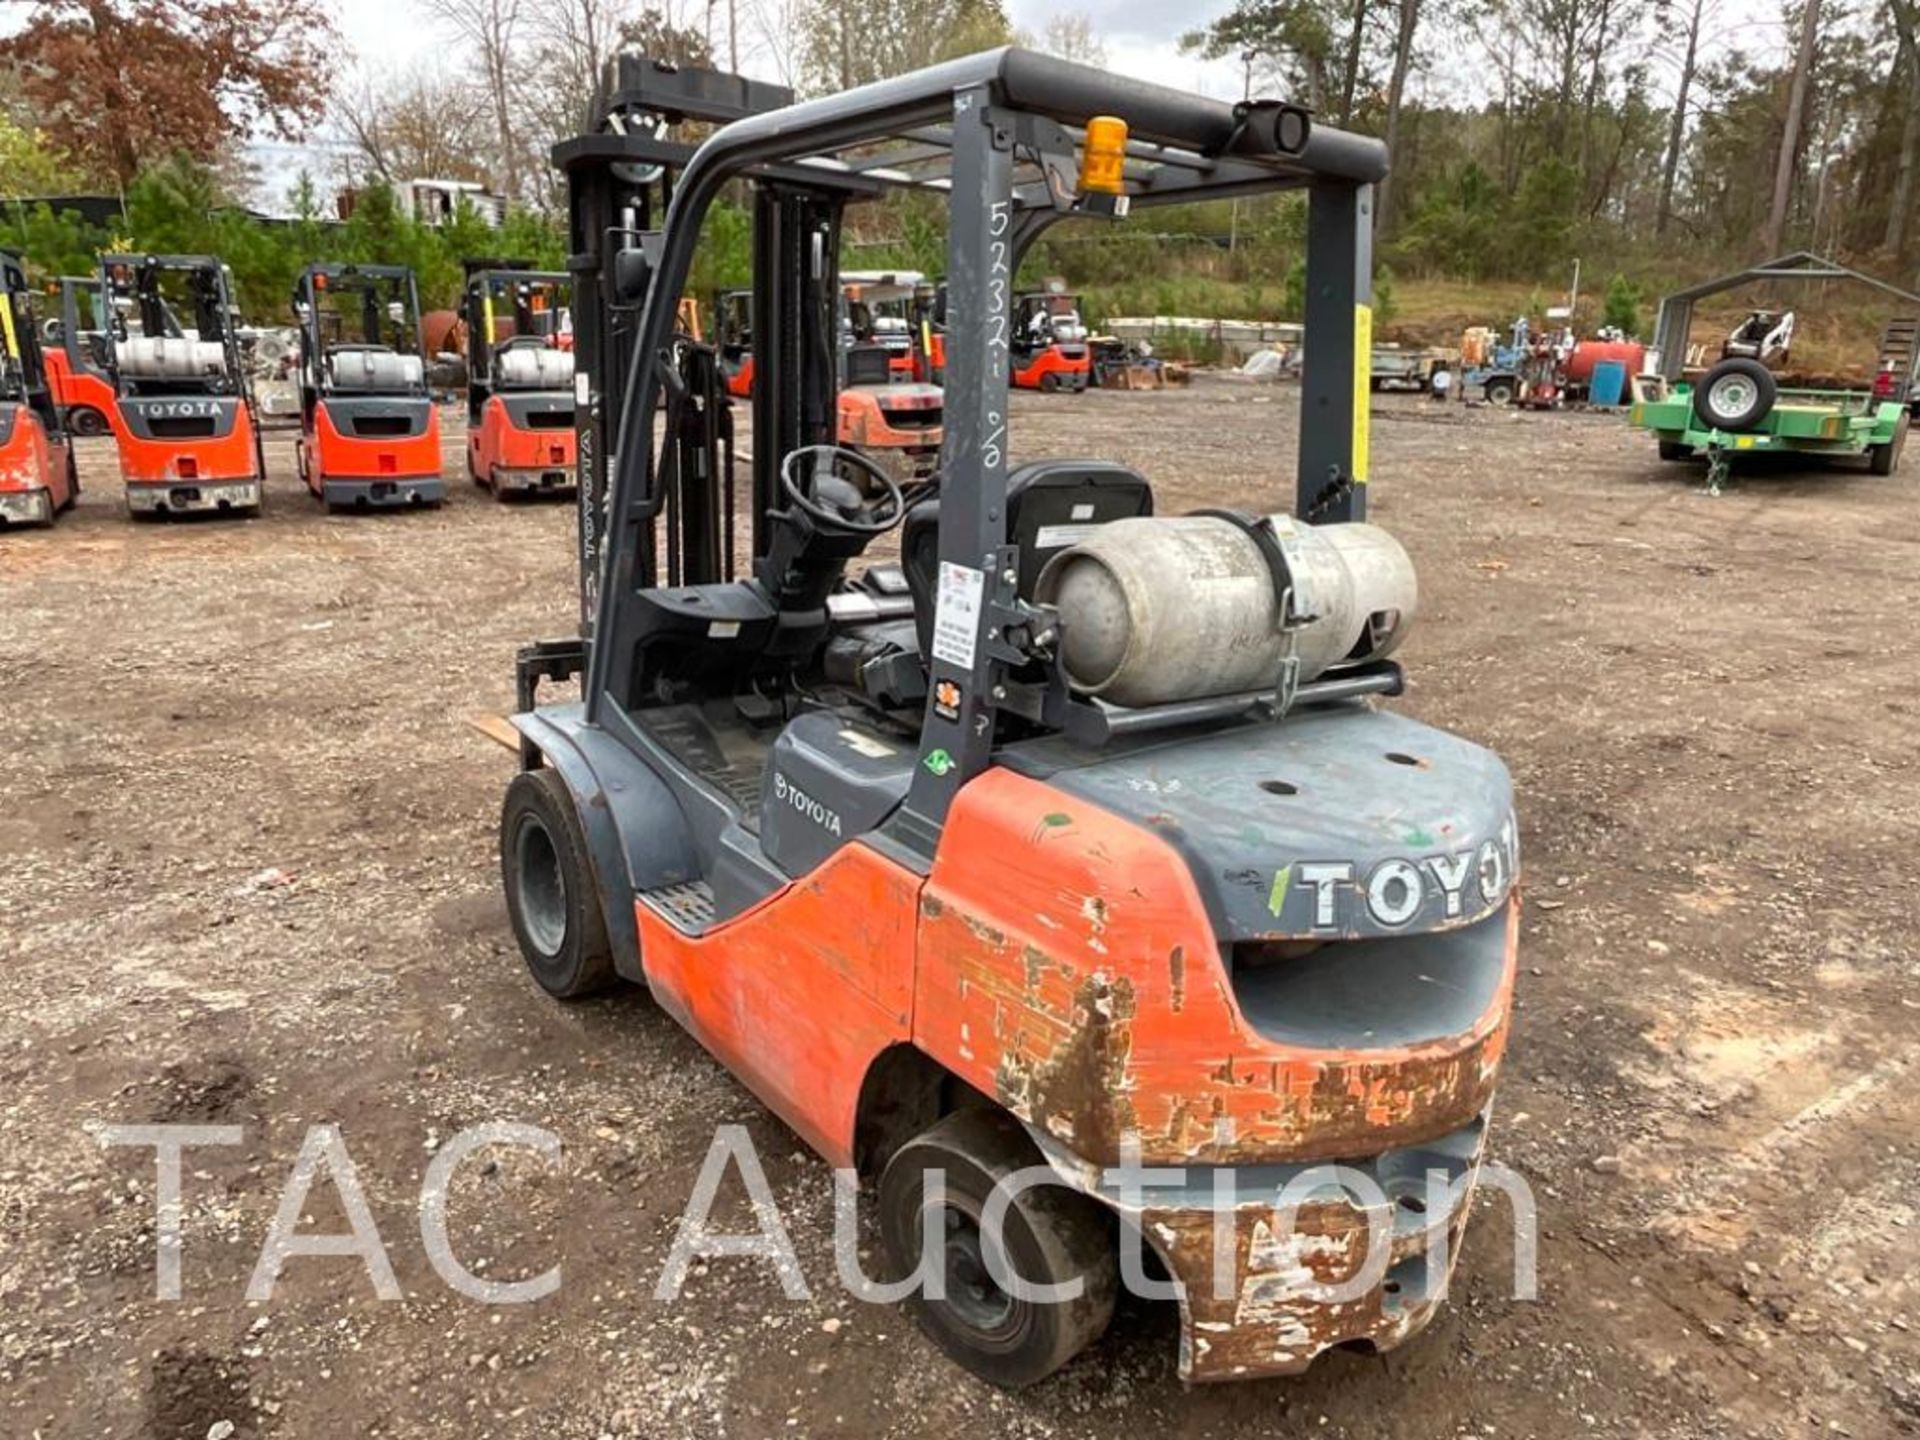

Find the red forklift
[[0, 251, 79, 527], [99, 253, 266, 518], [504, 52, 1517, 1389], [292, 263, 444, 511], [461, 261, 577, 499], [713, 288, 755, 398], [44, 275, 118, 437], [1010, 287, 1092, 392]]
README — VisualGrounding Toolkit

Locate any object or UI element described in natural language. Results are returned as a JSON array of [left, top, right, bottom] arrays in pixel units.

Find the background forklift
[[711, 273, 943, 475], [712, 287, 755, 397], [460, 260, 577, 499], [506, 49, 1517, 1389], [292, 262, 443, 511], [1010, 286, 1091, 392], [99, 253, 266, 518], [0, 251, 78, 527], [44, 275, 117, 437]]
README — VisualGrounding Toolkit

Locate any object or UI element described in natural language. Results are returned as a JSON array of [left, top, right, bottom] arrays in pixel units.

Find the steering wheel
[[779, 445, 906, 536]]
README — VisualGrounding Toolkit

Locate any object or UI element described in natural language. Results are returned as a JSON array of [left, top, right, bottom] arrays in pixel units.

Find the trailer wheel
[[1692, 358, 1776, 432], [1484, 377, 1517, 407], [67, 406, 108, 438], [500, 767, 615, 999], [1869, 412, 1909, 476], [1658, 439, 1692, 462], [878, 1108, 1115, 1389]]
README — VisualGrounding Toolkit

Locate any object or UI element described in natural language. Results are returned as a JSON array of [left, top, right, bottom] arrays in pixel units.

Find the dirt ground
[[1, 385, 1916, 1440]]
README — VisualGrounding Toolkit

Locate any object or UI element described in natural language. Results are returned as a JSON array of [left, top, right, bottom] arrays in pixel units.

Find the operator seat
[[901, 459, 1154, 658]]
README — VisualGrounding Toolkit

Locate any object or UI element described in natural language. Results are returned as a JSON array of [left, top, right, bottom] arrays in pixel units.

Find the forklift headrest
[[495, 346, 575, 391], [117, 336, 225, 380]]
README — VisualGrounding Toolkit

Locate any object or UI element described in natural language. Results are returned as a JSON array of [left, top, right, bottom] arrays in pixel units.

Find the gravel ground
[[0, 384, 1916, 1439]]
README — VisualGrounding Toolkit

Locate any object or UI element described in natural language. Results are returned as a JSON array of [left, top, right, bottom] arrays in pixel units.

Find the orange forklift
[[45, 275, 118, 437], [713, 288, 755, 398], [99, 253, 266, 518], [0, 251, 79, 527], [461, 261, 577, 499], [292, 263, 444, 511], [1010, 287, 1092, 392], [507, 52, 1517, 1389]]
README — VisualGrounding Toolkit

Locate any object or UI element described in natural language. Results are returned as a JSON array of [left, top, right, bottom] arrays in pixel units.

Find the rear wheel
[[1869, 413, 1909, 476], [500, 767, 616, 999], [67, 406, 107, 438], [1484, 377, 1516, 407], [878, 1108, 1115, 1389]]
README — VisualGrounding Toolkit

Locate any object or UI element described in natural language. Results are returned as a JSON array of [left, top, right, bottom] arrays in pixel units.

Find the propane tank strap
[[1188, 508, 1316, 627]]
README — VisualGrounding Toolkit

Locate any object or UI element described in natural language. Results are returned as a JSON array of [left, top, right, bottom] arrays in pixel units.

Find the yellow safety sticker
[[0, 295, 18, 360], [1353, 302, 1372, 483]]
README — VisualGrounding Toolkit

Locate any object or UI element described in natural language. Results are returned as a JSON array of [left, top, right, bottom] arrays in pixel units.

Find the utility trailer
[[1636, 252, 1915, 489], [505, 48, 1519, 1388]]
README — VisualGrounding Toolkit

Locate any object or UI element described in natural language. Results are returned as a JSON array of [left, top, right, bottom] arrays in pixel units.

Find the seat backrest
[[118, 336, 225, 381], [902, 459, 1155, 657], [845, 344, 893, 387], [495, 345, 575, 390], [328, 346, 424, 392]]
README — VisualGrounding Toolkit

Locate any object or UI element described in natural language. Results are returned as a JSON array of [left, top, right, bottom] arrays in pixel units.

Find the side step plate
[[638, 879, 717, 935]]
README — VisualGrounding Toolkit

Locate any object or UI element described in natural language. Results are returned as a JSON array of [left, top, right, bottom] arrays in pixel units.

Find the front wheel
[[67, 406, 108, 438], [500, 767, 616, 999], [878, 1108, 1115, 1389], [1484, 377, 1516, 407]]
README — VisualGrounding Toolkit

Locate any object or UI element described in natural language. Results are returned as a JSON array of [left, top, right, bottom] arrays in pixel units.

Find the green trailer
[[1636, 252, 1917, 491], [1632, 375, 1910, 491]]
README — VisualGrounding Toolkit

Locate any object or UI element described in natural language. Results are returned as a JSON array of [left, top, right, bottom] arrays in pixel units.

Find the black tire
[[67, 406, 108, 438], [1484, 377, 1516, 407], [1870, 412, 1910, 476], [1692, 357, 1776, 432], [60, 447, 80, 509], [878, 1108, 1116, 1389], [1658, 439, 1692, 462], [499, 767, 616, 999]]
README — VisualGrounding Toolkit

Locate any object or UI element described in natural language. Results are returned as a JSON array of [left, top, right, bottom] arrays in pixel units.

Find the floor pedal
[[639, 879, 717, 934]]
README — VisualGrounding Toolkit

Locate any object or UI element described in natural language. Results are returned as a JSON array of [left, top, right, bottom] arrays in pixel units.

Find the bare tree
[[742, 0, 808, 86], [1655, 0, 1709, 235], [1377, 0, 1425, 231], [1888, 0, 1920, 258], [1037, 11, 1106, 67], [334, 64, 493, 184], [424, 0, 528, 200], [1763, 0, 1822, 254]]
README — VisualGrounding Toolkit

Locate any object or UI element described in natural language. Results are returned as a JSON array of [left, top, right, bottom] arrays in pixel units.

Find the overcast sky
[[330, 0, 1252, 98]]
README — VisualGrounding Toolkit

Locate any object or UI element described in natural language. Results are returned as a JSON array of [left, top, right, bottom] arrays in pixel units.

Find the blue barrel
[[1589, 359, 1628, 407]]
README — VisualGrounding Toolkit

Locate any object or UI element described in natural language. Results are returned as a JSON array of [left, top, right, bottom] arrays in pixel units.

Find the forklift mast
[[98, 254, 250, 398]]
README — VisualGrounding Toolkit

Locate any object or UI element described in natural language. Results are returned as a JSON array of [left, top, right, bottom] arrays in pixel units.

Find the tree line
[[1, 0, 1914, 326]]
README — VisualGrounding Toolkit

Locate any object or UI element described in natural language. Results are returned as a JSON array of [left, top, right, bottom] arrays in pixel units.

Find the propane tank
[[1033, 516, 1417, 708]]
